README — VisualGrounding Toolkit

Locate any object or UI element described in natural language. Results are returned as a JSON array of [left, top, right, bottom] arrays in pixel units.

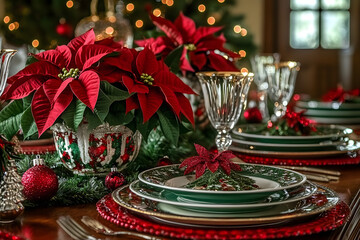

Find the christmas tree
[[0, 0, 255, 58], [0, 159, 24, 223]]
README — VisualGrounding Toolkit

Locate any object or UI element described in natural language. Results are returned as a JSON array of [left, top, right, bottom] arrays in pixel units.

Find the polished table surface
[[0, 164, 359, 240]]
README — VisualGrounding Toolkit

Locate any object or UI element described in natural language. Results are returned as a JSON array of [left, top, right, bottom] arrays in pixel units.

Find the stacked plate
[[230, 124, 359, 158], [295, 100, 360, 124], [112, 164, 340, 227]]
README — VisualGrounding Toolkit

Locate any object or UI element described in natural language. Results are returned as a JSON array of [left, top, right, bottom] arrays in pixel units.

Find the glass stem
[[271, 103, 287, 122], [258, 90, 270, 122], [216, 129, 232, 152]]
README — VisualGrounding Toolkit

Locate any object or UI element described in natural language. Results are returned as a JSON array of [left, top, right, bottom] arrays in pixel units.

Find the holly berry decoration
[[244, 107, 262, 123], [157, 156, 172, 167], [56, 20, 73, 38], [21, 156, 58, 202], [105, 168, 127, 191], [180, 144, 241, 179]]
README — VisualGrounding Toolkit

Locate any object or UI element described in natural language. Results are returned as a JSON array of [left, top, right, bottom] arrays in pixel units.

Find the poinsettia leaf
[[21, 106, 38, 139], [26, 55, 38, 66], [174, 13, 197, 42], [194, 143, 211, 158], [60, 99, 87, 130], [136, 47, 159, 75], [134, 111, 149, 141], [220, 160, 231, 175], [2, 75, 44, 100], [100, 81, 131, 101], [84, 108, 103, 130], [0, 100, 23, 140], [230, 162, 242, 172], [22, 94, 33, 109], [157, 106, 179, 146], [206, 161, 219, 173], [164, 45, 184, 74], [104, 101, 134, 126], [150, 14, 183, 45], [176, 93, 195, 125], [76, 44, 115, 70]]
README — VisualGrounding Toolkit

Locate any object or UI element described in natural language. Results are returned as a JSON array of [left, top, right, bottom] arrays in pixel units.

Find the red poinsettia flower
[[123, 47, 196, 124], [136, 12, 239, 73], [2, 30, 117, 135], [322, 85, 360, 103], [180, 144, 241, 179]]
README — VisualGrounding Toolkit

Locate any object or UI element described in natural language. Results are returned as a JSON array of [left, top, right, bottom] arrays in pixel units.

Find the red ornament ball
[[157, 157, 172, 166], [244, 107, 263, 123], [105, 171, 126, 191], [21, 165, 58, 202], [56, 23, 73, 38]]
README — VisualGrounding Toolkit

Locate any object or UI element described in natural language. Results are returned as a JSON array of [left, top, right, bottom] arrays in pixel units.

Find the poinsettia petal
[[102, 48, 134, 73], [218, 151, 237, 160], [69, 70, 100, 110], [123, 75, 149, 94], [76, 44, 115, 70], [189, 52, 207, 71], [136, 48, 159, 75], [230, 162, 242, 172], [67, 29, 96, 53], [42, 78, 63, 103], [194, 144, 211, 158], [220, 160, 231, 175], [180, 48, 194, 73], [155, 66, 196, 94], [32, 86, 73, 136], [53, 78, 73, 103], [137, 88, 164, 122], [196, 36, 225, 51], [33, 47, 70, 69], [174, 12, 196, 43], [195, 163, 207, 179], [206, 160, 219, 173], [2, 75, 44, 100], [135, 37, 173, 55], [207, 52, 239, 71], [125, 96, 140, 114], [179, 156, 201, 168], [194, 26, 223, 44], [56, 45, 73, 68], [150, 14, 183, 45], [96, 37, 123, 49], [8, 61, 59, 78], [176, 93, 194, 125]]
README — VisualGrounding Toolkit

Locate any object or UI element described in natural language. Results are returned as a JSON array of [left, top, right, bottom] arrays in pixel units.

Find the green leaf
[[60, 99, 87, 130], [164, 45, 184, 74], [84, 109, 103, 130], [100, 81, 130, 102], [22, 94, 33, 109], [0, 100, 24, 140], [157, 107, 179, 146], [104, 102, 134, 126], [135, 112, 149, 141], [21, 106, 38, 139]]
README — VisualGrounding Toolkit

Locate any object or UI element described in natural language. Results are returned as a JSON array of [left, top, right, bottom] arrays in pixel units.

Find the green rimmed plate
[[232, 124, 352, 144], [296, 100, 360, 110], [129, 180, 317, 213], [138, 164, 306, 203], [112, 184, 339, 226]]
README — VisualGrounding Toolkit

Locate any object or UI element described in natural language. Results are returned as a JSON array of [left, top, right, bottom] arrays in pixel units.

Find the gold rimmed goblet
[[196, 71, 253, 152]]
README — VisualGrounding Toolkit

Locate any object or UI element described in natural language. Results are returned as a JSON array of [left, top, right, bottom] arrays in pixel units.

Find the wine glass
[[265, 61, 300, 121], [196, 71, 253, 152], [250, 53, 280, 121]]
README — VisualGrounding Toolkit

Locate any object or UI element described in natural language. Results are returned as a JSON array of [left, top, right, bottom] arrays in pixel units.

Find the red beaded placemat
[[0, 230, 25, 240], [96, 194, 350, 240], [235, 153, 360, 166]]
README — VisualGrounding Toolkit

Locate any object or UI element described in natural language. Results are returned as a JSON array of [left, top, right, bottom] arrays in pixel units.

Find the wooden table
[[1, 164, 359, 240]]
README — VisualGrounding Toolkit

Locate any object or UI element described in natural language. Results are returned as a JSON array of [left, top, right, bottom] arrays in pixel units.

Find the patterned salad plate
[[129, 180, 317, 213], [137, 164, 306, 203], [112, 184, 339, 226]]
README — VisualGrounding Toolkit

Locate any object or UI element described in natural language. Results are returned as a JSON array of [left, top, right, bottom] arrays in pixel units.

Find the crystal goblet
[[265, 61, 300, 121], [250, 53, 280, 121], [197, 72, 253, 152]]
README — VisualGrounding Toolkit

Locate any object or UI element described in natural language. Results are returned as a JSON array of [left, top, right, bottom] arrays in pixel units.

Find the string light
[[233, 25, 241, 33], [153, 8, 162, 17], [105, 27, 114, 35], [207, 16, 215, 25], [241, 68, 248, 73], [161, 0, 167, 4], [3, 16, 10, 24], [240, 28, 247, 36], [126, 3, 134, 12], [218, 0, 225, 3], [66, 0, 73, 8], [8, 23, 15, 31], [198, 4, 206, 12], [166, 0, 174, 6], [135, 20, 143, 28], [32, 39, 39, 48], [14, 22, 19, 30], [239, 50, 246, 57], [108, 16, 116, 23]]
